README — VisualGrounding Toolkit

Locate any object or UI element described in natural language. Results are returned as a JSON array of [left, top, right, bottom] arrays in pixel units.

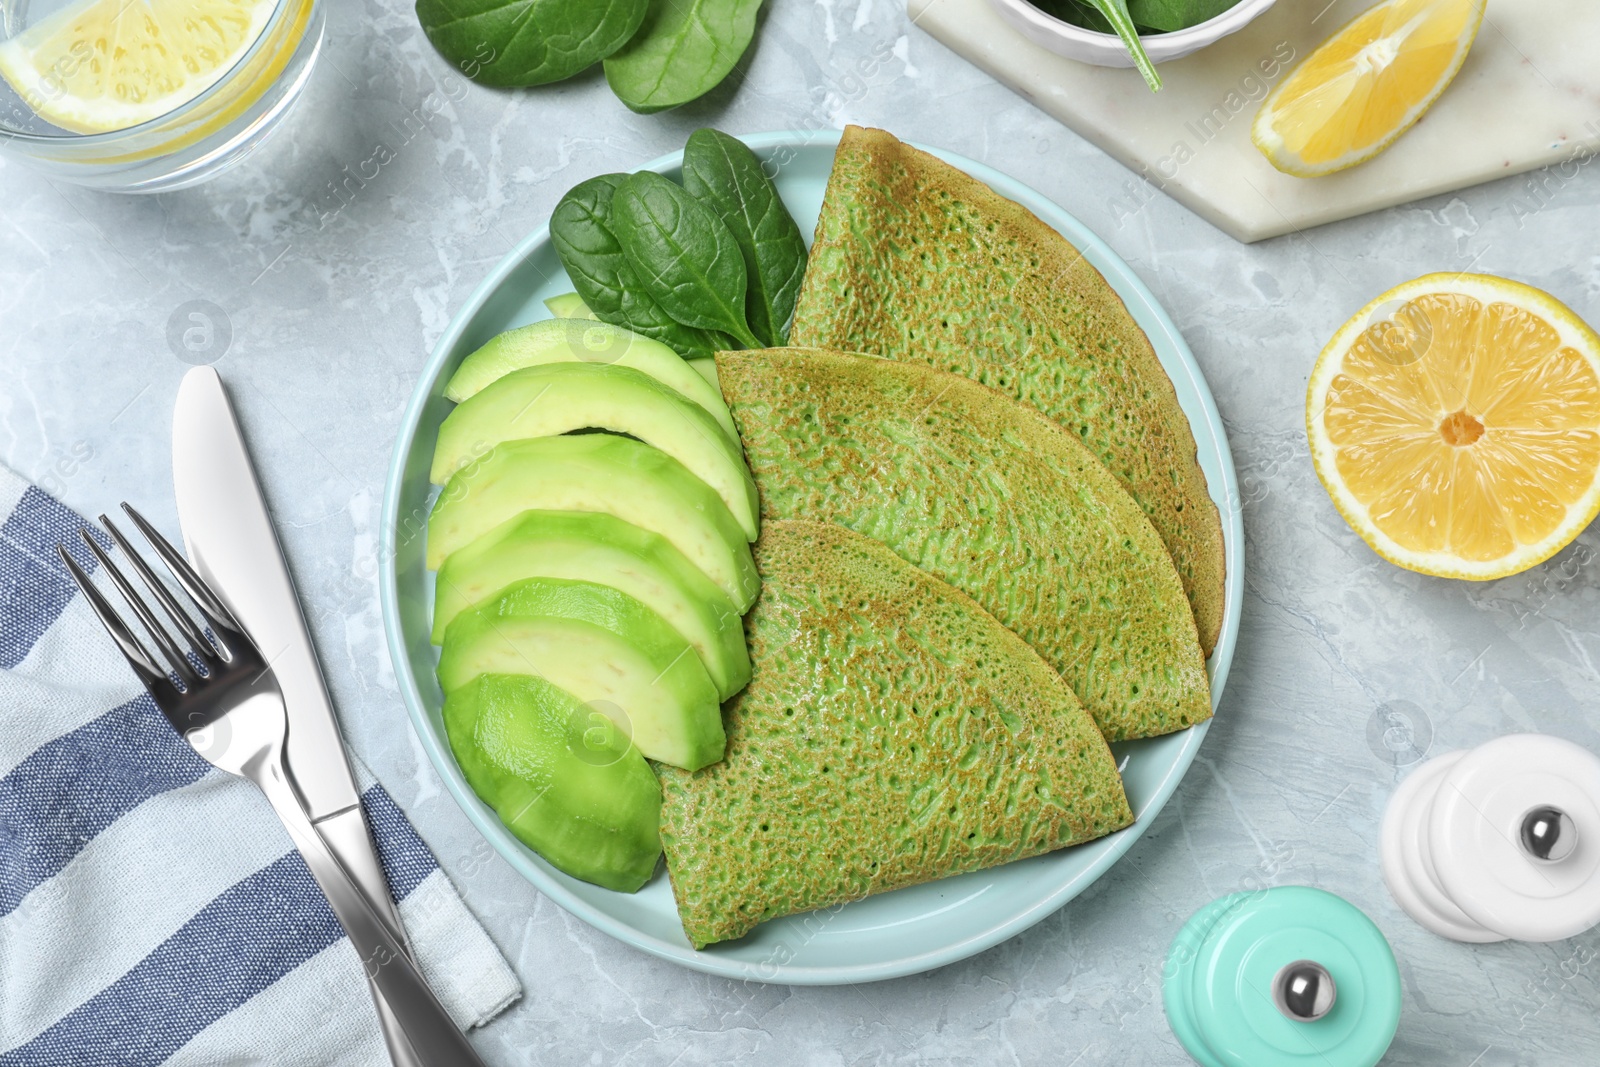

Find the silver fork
[[60, 504, 487, 1067]]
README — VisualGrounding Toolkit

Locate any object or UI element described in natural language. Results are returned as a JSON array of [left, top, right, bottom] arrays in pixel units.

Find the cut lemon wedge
[[0, 0, 277, 134], [1253, 0, 1485, 177], [1308, 274, 1600, 580]]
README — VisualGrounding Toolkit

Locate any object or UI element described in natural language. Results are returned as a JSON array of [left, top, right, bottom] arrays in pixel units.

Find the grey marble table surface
[[4, 1, 1600, 1064]]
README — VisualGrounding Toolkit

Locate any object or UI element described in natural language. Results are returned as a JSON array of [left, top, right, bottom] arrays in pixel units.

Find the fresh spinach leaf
[[1126, 0, 1238, 32], [1049, 0, 1114, 32], [603, 0, 763, 114], [612, 172, 764, 349], [550, 174, 735, 359], [681, 129, 807, 347], [1090, 0, 1163, 90], [416, 0, 647, 87]]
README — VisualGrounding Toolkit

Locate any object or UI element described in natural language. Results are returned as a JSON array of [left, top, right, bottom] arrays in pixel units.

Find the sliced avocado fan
[[430, 362, 760, 541], [443, 317, 738, 443], [432, 510, 750, 700], [439, 577, 725, 771], [425, 433, 759, 612]]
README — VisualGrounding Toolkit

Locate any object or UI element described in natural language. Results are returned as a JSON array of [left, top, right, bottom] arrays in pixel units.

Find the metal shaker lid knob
[[1520, 806, 1577, 863], [1273, 960, 1336, 1021]]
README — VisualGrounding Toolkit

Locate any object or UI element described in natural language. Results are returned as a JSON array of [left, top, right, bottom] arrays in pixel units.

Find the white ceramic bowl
[[989, 0, 1278, 67]]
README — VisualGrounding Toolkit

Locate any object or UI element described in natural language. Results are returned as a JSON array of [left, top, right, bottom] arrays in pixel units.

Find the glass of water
[[0, 0, 324, 191]]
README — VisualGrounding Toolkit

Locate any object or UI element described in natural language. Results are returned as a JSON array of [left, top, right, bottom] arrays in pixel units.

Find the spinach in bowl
[[1029, 0, 1243, 90]]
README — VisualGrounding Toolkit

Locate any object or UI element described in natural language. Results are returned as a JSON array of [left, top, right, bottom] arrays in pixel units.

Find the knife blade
[[171, 366, 422, 1067]]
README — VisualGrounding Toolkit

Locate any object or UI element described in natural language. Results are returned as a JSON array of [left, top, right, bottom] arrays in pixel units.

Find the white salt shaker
[[1380, 734, 1600, 942]]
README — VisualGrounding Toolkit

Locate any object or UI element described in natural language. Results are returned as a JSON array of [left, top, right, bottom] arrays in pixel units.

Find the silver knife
[[172, 366, 423, 1067]]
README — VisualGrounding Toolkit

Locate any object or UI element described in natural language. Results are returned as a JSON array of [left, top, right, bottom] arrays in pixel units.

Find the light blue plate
[[380, 131, 1244, 986]]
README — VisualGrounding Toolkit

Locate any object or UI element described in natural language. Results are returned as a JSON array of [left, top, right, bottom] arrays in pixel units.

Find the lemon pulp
[[1309, 274, 1600, 579], [1253, 0, 1485, 177]]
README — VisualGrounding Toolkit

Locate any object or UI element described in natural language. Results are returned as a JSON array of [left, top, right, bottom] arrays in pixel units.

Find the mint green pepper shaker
[[1164, 886, 1401, 1067]]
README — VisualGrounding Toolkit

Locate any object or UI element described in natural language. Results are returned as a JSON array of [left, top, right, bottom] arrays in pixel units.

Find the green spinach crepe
[[790, 125, 1225, 657], [658, 521, 1132, 948], [717, 347, 1210, 743]]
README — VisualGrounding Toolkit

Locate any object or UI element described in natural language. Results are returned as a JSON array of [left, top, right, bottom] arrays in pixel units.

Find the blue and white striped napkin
[[0, 466, 520, 1065]]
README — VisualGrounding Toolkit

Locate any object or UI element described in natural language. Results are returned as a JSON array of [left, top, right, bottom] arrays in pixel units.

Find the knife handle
[[372, 971, 428, 1067], [318, 810, 428, 1067], [253, 754, 490, 1067]]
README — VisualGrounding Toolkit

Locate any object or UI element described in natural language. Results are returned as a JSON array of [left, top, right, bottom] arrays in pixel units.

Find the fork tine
[[117, 503, 243, 649], [57, 544, 169, 691], [79, 528, 200, 683], [97, 514, 218, 666]]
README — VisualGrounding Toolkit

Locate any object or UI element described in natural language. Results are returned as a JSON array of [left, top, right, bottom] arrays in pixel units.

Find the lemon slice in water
[[0, 0, 277, 134]]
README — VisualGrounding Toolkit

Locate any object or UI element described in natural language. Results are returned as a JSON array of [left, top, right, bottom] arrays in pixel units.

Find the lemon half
[[1254, 0, 1485, 178], [0, 0, 277, 134], [1308, 274, 1600, 580]]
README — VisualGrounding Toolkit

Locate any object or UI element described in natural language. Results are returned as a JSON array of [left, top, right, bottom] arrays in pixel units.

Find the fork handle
[[252, 754, 489, 1067]]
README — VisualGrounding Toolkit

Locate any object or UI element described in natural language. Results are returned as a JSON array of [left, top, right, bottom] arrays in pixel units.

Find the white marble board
[[908, 0, 1600, 242]]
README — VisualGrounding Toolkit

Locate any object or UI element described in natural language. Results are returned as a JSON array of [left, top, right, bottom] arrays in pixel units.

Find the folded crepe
[[658, 520, 1133, 949], [790, 125, 1226, 657], [717, 347, 1210, 743]]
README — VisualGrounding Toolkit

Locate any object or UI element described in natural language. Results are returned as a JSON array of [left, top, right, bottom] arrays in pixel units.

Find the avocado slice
[[443, 318, 738, 442], [425, 434, 759, 610], [432, 510, 751, 699], [439, 577, 726, 771], [444, 673, 661, 892], [430, 363, 760, 541], [688, 357, 718, 388], [542, 292, 597, 319]]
